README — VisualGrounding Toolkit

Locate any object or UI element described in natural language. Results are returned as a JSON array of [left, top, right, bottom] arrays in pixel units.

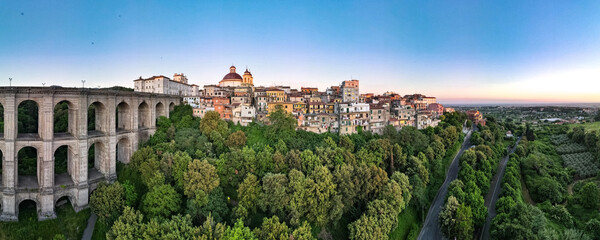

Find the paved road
[[479, 137, 521, 240], [417, 129, 473, 240], [82, 213, 97, 240]]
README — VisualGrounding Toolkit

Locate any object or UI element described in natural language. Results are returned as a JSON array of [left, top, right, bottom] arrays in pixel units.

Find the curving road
[[417, 129, 473, 240], [479, 137, 521, 240]]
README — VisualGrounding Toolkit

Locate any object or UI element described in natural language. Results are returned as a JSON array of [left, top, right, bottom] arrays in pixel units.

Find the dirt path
[[567, 177, 596, 195]]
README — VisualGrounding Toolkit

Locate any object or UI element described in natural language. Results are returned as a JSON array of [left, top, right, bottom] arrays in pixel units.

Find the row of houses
[[135, 65, 449, 135]]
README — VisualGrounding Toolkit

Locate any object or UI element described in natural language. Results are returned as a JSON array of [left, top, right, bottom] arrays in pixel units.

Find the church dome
[[222, 66, 243, 81], [222, 72, 243, 80]]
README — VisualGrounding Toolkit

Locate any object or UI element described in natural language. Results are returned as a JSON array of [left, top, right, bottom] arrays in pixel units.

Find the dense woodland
[[87, 104, 468, 240]]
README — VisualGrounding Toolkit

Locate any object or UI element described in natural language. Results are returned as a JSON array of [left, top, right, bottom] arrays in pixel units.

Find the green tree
[[585, 218, 600, 240], [548, 205, 573, 228], [186, 189, 209, 223], [184, 159, 220, 198], [129, 146, 158, 170], [254, 216, 289, 240], [306, 166, 343, 227], [379, 173, 412, 213], [339, 135, 355, 152], [578, 182, 600, 209], [266, 107, 297, 140], [143, 214, 200, 239], [237, 173, 261, 213], [141, 184, 181, 219], [439, 195, 460, 238], [439, 126, 459, 148], [199, 111, 228, 136], [348, 215, 387, 240], [491, 202, 547, 240], [448, 179, 466, 203], [122, 180, 138, 207], [90, 182, 125, 224], [172, 151, 192, 191], [471, 132, 484, 145], [201, 187, 230, 223], [259, 173, 289, 217], [223, 219, 257, 240], [291, 221, 316, 240], [456, 204, 474, 240], [199, 214, 227, 240], [333, 164, 358, 209], [107, 207, 143, 240], [227, 130, 247, 149]]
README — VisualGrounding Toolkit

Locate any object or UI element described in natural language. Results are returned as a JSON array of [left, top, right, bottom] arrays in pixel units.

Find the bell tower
[[243, 68, 253, 86]]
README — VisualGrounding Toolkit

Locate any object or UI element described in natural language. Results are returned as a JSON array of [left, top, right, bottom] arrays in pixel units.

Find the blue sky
[[1, 0, 600, 103]]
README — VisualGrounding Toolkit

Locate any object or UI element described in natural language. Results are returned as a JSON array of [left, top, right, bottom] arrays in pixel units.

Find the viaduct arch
[[0, 87, 180, 221]]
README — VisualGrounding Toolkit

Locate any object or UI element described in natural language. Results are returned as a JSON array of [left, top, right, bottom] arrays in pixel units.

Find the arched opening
[[18, 199, 38, 220], [116, 137, 131, 164], [0, 102, 4, 137], [0, 150, 3, 186], [54, 100, 75, 138], [169, 102, 175, 113], [138, 101, 150, 128], [156, 102, 166, 119], [54, 145, 76, 187], [17, 100, 39, 138], [88, 101, 107, 135], [18, 146, 39, 188], [116, 101, 131, 131], [55, 195, 73, 211], [88, 142, 106, 180]]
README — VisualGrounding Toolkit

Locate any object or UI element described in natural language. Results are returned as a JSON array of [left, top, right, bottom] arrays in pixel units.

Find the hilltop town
[[133, 65, 466, 134]]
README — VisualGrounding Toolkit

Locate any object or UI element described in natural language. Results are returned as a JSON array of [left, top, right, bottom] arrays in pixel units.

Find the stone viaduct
[[0, 87, 180, 221]]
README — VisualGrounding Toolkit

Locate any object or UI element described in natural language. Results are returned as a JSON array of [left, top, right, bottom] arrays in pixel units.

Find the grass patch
[[570, 121, 600, 132], [92, 219, 109, 240], [0, 203, 90, 240], [389, 205, 420, 240]]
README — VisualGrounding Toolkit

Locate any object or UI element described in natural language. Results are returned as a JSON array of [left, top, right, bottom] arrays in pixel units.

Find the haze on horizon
[[1, 0, 600, 104]]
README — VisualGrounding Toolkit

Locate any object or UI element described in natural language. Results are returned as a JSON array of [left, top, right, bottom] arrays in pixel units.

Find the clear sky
[[1, 0, 600, 104]]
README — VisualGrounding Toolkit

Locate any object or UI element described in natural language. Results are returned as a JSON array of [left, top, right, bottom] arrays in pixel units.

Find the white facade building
[[134, 73, 198, 96], [232, 104, 256, 126]]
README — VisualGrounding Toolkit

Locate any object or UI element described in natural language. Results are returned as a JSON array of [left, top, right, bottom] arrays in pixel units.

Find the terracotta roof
[[134, 75, 170, 81], [222, 72, 243, 80], [266, 87, 284, 91]]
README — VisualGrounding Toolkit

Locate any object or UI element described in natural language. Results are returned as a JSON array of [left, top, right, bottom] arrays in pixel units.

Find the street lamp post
[[82, 80, 86, 88]]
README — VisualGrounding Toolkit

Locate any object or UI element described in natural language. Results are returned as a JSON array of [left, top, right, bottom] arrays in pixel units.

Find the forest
[[87, 104, 468, 240]]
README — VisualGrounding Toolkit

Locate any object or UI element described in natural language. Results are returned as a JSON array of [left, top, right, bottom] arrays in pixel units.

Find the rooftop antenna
[[9, 77, 12, 87], [81, 80, 86, 88], [42, 83, 46, 87]]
